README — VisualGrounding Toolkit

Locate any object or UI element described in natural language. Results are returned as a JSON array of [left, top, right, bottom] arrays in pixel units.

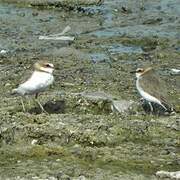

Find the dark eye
[[45, 64, 51, 68], [137, 69, 143, 73]]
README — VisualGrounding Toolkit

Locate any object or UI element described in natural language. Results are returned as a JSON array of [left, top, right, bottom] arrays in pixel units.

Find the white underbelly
[[18, 71, 54, 95]]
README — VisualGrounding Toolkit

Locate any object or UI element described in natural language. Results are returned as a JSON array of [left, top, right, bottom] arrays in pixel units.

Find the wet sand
[[0, 0, 179, 179]]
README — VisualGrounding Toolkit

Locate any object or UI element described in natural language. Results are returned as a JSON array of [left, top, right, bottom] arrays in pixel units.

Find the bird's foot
[[36, 100, 48, 114], [41, 107, 49, 114]]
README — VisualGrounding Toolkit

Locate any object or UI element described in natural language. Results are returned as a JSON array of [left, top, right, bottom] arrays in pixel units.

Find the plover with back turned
[[12, 61, 54, 113], [131, 67, 175, 114]]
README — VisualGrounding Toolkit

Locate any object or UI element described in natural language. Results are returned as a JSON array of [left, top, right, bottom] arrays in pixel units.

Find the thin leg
[[36, 99, 46, 113], [35, 94, 48, 114], [20, 97, 26, 112], [148, 102, 153, 112], [160, 103, 167, 111], [25, 95, 31, 108]]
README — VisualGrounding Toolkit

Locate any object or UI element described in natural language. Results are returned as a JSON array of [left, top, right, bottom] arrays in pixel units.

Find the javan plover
[[12, 61, 54, 112], [131, 67, 174, 114]]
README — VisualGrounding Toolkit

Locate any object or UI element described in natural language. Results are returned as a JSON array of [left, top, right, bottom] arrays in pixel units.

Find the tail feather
[[11, 88, 18, 95], [161, 101, 175, 114]]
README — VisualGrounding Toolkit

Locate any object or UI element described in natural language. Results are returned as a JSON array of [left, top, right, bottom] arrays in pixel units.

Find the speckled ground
[[0, 0, 179, 179]]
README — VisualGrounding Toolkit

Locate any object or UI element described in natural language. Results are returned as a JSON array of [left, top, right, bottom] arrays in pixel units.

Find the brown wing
[[139, 69, 173, 109]]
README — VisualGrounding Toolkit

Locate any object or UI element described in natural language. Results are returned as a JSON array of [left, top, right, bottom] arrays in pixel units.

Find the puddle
[[0, 0, 179, 179], [104, 44, 143, 55], [90, 52, 109, 63], [89, 25, 179, 39]]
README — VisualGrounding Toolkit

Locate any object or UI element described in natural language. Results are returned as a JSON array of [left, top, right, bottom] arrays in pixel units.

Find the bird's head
[[34, 61, 54, 74], [131, 67, 152, 78], [135, 68, 145, 78]]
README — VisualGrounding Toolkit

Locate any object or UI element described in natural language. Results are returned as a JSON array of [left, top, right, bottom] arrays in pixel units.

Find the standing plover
[[12, 61, 54, 112], [131, 67, 174, 114]]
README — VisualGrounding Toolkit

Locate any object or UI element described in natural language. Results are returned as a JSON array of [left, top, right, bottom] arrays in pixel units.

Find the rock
[[0, 50, 7, 54], [79, 91, 113, 101], [156, 170, 180, 179], [73, 175, 86, 180], [74, 91, 135, 114], [171, 69, 180, 75], [56, 172, 71, 180], [111, 100, 134, 113], [31, 139, 38, 145]]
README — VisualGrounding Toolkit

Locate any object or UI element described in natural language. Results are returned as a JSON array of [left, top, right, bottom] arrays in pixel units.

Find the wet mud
[[0, 0, 179, 179]]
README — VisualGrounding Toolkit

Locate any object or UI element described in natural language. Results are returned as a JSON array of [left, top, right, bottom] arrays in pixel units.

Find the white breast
[[17, 71, 54, 95]]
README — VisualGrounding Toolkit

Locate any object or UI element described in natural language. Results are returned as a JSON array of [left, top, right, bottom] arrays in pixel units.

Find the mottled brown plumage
[[135, 67, 174, 113]]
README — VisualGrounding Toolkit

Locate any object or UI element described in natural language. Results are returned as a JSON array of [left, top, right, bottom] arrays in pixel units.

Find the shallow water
[[0, 0, 179, 179]]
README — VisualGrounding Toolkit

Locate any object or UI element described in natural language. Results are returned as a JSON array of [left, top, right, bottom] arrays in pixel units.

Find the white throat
[[40, 67, 54, 74], [136, 73, 142, 79]]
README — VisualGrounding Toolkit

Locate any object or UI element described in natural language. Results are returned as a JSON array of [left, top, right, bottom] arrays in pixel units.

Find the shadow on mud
[[29, 100, 65, 114]]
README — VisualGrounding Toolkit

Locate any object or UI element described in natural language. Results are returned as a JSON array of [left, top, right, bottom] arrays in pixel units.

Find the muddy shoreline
[[0, 0, 179, 179]]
